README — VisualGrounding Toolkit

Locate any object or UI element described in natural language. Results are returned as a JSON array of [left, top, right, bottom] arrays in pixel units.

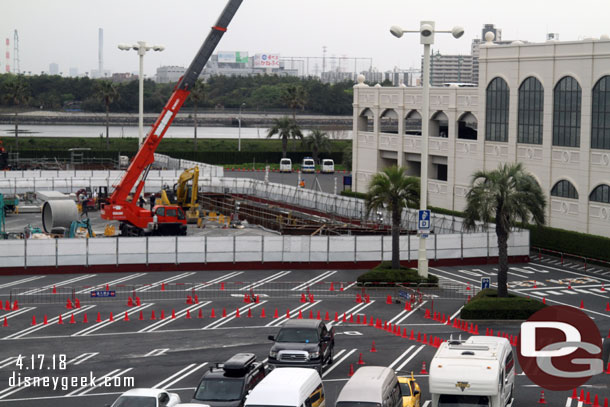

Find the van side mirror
[[268, 335, 275, 341]]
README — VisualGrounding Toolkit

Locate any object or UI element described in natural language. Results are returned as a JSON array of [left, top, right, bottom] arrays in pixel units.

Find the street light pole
[[390, 21, 464, 278], [118, 41, 164, 147], [238, 102, 245, 152]]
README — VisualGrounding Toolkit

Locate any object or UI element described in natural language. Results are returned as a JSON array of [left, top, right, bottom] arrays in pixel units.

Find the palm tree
[[190, 80, 206, 150], [266, 117, 303, 158], [366, 166, 420, 270], [463, 162, 546, 297], [2, 75, 30, 149], [95, 81, 119, 150], [282, 85, 308, 120], [302, 129, 331, 164]]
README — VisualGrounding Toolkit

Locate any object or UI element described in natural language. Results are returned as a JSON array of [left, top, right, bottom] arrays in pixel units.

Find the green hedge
[[340, 190, 367, 199], [461, 288, 546, 320], [527, 224, 610, 263], [357, 262, 439, 286]]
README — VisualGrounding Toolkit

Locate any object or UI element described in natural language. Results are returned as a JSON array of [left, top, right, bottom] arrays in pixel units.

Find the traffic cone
[[160, 310, 165, 320], [109, 312, 114, 321], [235, 308, 241, 318], [356, 314, 360, 324], [106, 284, 109, 291], [325, 311, 330, 321], [57, 314, 63, 325], [410, 330, 415, 340], [247, 308, 252, 318], [606, 361, 610, 374], [342, 313, 347, 323], [52, 285, 57, 294], [420, 361, 428, 374], [586, 392, 592, 405], [446, 317, 451, 325], [538, 391, 547, 404], [357, 353, 364, 365], [222, 308, 227, 318], [186, 295, 193, 305], [606, 302, 610, 312], [127, 297, 134, 307], [210, 308, 216, 318], [386, 295, 392, 304], [255, 295, 259, 304], [369, 316, 374, 326], [1, 317, 7, 327], [334, 312, 339, 322], [298, 310, 303, 319], [309, 310, 314, 319], [4, 300, 8, 310], [139, 311, 144, 321], [580, 300, 584, 309], [300, 293, 306, 303], [66, 299, 73, 309], [474, 324, 479, 334], [424, 309, 431, 319], [543, 297, 546, 304], [330, 282, 334, 291], [309, 294, 315, 303], [568, 281, 572, 289], [371, 341, 377, 352], [69, 314, 76, 324], [402, 328, 408, 338], [83, 313, 88, 323], [604, 397, 608, 407], [135, 297, 141, 306], [349, 313, 354, 323], [417, 332, 421, 342], [405, 302, 412, 311], [96, 312, 102, 322], [220, 282, 225, 290], [186, 309, 191, 319], [72, 298, 78, 308], [356, 294, 362, 303], [579, 390, 585, 402], [43, 314, 48, 325], [244, 294, 251, 303], [198, 309, 203, 319], [161, 282, 165, 291], [593, 395, 600, 407], [340, 283, 344, 291], [601, 283, 606, 292], [124, 311, 129, 321], [260, 308, 266, 318], [286, 309, 291, 319], [317, 311, 321, 320], [31, 315, 37, 326], [273, 309, 278, 319], [571, 389, 578, 400], [171, 309, 176, 319], [423, 333, 427, 344]]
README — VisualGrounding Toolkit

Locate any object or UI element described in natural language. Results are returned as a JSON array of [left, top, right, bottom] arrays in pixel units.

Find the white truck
[[429, 336, 514, 407]]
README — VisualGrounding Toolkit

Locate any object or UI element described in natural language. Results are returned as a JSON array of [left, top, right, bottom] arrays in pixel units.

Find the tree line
[[0, 73, 354, 115]]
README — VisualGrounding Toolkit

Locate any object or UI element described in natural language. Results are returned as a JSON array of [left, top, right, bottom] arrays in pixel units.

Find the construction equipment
[[175, 166, 200, 223], [66, 218, 95, 238], [76, 188, 97, 213], [100, 0, 243, 236]]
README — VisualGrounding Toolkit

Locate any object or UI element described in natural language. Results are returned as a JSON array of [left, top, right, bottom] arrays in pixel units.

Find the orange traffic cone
[[127, 297, 134, 307], [171, 309, 176, 319], [109, 312, 114, 322], [580, 300, 584, 309], [160, 310, 165, 320], [286, 309, 290, 319], [210, 308, 216, 318], [371, 341, 377, 352], [357, 353, 364, 365], [235, 308, 241, 318], [298, 310, 303, 319], [386, 295, 392, 304], [186, 295, 193, 305], [538, 391, 547, 404], [420, 361, 428, 374], [69, 313, 76, 324], [124, 311, 129, 321], [324, 311, 330, 321], [247, 308, 252, 318], [66, 299, 73, 309], [186, 309, 191, 319], [139, 311, 144, 321], [57, 315, 63, 325], [273, 309, 278, 319], [260, 308, 266, 318], [43, 314, 48, 325], [31, 315, 37, 326], [222, 308, 227, 318], [52, 285, 57, 294], [150, 310, 156, 320], [83, 313, 89, 323], [348, 364, 355, 377], [96, 312, 102, 322]]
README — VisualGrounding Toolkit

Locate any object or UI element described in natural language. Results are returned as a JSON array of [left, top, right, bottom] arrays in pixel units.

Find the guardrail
[[532, 246, 610, 271]]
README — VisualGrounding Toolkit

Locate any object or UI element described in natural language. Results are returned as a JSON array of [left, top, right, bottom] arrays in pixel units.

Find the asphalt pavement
[[0, 260, 608, 406]]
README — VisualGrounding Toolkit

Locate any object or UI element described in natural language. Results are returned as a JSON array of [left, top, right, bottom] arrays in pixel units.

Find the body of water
[[0, 124, 353, 140]]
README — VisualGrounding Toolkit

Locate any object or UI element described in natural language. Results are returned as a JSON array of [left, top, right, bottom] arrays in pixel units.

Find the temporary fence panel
[[148, 237, 177, 264], [118, 237, 147, 264], [508, 231, 529, 256], [2, 240, 25, 267], [88, 238, 117, 265], [26, 239, 56, 267], [58, 239, 86, 266], [309, 236, 328, 262], [206, 236, 234, 263], [436, 234, 462, 259], [328, 236, 355, 262], [235, 236, 264, 262], [284, 236, 309, 262], [355, 236, 382, 261], [462, 232, 488, 258], [262, 236, 284, 262], [178, 236, 206, 264]]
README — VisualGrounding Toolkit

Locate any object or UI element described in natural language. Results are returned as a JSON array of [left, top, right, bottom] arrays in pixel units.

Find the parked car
[[267, 319, 334, 373], [301, 157, 315, 173], [244, 367, 325, 407], [191, 353, 267, 407], [108, 388, 181, 407], [321, 159, 335, 174], [335, 366, 402, 407], [398, 373, 421, 407], [280, 158, 292, 173]]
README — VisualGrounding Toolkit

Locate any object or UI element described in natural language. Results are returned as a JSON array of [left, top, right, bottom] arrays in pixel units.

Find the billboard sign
[[218, 51, 249, 64], [254, 53, 280, 68]]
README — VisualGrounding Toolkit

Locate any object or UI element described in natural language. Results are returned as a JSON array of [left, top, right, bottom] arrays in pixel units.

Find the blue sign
[[343, 175, 352, 186], [90, 290, 116, 298], [481, 277, 491, 290], [418, 210, 431, 231]]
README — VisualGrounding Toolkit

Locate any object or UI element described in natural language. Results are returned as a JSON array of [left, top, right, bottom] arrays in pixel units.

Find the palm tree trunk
[[313, 147, 318, 164], [105, 104, 110, 150], [496, 226, 509, 297], [194, 103, 198, 150], [392, 206, 401, 270], [282, 136, 288, 158], [14, 111, 19, 150]]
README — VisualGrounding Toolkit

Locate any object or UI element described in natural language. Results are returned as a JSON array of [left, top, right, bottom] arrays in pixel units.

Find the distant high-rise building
[[98, 28, 104, 76], [69, 67, 78, 77], [49, 63, 59, 75], [156, 66, 186, 83], [547, 33, 560, 41], [424, 53, 475, 86]]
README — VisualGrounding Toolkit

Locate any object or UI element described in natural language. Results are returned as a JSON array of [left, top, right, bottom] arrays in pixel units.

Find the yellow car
[[398, 373, 421, 407]]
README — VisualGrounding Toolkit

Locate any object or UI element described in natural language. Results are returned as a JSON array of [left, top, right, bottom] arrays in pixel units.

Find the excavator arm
[[101, 0, 243, 230]]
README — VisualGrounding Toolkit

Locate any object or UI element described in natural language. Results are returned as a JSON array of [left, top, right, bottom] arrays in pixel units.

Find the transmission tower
[[4, 37, 9, 73], [13, 30, 20, 74], [322, 45, 327, 74]]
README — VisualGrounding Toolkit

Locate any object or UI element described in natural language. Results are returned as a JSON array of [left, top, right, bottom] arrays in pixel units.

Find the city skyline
[[2, 0, 610, 77]]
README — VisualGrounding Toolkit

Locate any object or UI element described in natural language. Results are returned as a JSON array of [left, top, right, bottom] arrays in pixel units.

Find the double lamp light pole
[[389, 21, 464, 277]]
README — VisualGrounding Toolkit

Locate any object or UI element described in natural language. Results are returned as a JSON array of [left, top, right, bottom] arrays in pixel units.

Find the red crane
[[101, 0, 244, 236]]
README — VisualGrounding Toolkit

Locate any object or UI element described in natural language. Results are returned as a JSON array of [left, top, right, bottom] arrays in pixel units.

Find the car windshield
[[281, 160, 290, 164], [336, 402, 381, 407], [438, 394, 490, 406], [111, 396, 157, 407], [194, 378, 243, 401], [275, 327, 319, 343], [399, 382, 412, 396]]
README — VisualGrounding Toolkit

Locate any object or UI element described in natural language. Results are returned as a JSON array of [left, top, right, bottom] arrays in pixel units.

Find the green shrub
[[357, 261, 438, 286], [460, 288, 546, 320], [527, 224, 610, 263], [340, 190, 367, 199]]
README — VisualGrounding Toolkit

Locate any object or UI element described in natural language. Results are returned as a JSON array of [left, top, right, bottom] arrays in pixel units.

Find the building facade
[[352, 38, 610, 238]]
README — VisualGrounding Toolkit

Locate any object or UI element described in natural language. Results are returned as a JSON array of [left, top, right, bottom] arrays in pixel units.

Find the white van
[[245, 367, 325, 407], [301, 157, 316, 173], [429, 336, 515, 407], [335, 366, 402, 407], [321, 159, 334, 174], [280, 158, 292, 173]]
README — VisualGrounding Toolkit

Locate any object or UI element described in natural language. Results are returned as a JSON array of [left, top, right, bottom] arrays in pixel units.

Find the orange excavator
[[100, 0, 243, 236]]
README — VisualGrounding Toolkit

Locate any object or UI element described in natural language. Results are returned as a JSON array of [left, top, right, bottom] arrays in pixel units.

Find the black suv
[[267, 319, 335, 373], [191, 353, 267, 407]]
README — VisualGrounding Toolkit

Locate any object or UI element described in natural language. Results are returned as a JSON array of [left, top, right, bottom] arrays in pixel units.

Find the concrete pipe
[[42, 200, 79, 233]]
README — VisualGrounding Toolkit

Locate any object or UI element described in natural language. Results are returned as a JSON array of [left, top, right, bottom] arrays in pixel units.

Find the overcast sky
[[2, 0, 610, 77]]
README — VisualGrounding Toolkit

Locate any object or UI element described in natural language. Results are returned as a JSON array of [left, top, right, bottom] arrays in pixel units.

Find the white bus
[[429, 336, 514, 407]]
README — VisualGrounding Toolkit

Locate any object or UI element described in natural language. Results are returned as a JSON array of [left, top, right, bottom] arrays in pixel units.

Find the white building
[[352, 37, 610, 238]]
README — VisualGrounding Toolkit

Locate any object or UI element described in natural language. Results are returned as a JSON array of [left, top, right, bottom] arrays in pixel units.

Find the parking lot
[[0, 259, 608, 406]]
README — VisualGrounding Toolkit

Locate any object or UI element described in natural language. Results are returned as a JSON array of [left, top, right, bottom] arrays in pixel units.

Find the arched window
[[551, 180, 579, 199], [589, 184, 610, 203], [553, 76, 581, 147], [485, 77, 509, 142], [518, 77, 544, 144], [592, 76, 610, 150]]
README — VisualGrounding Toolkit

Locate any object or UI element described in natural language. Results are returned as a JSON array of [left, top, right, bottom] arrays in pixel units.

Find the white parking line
[[546, 290, 564, 296], [240, 271, 291, 291], [145, 348, 170, 357], [139, 301, 211, 333], [0, 276, 45, 290], [153, 363, 208, 389], [0, 357, 17, 369], [204, 301, 268, 330], [389, 345, 416, 369], [573, 288, 610, 299], [21, 274, 96, 295], [292, 270, 338, 291], [135, 272, 196, 292], [189, 271, 243, 291], [322, 348, 357, 378], [76, 273, 145, 294], [331, 301, 376, 327], [265, 301, 321, 328], [3, 305, 96, 340], [395, 345, 425, 372], [72, 303, 154, 337], [67, 368, 133, 396], [422, 401, 431, 407], [68, 352, 99, 365], [342, 281, 358, 291], [1, 307, 35, 320]]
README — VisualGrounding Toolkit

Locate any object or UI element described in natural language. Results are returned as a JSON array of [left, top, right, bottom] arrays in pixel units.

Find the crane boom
[[101, 0, 244, 230]]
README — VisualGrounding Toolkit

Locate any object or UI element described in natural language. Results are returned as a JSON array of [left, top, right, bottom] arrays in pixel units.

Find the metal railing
[[532, 246, 610, 272]]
